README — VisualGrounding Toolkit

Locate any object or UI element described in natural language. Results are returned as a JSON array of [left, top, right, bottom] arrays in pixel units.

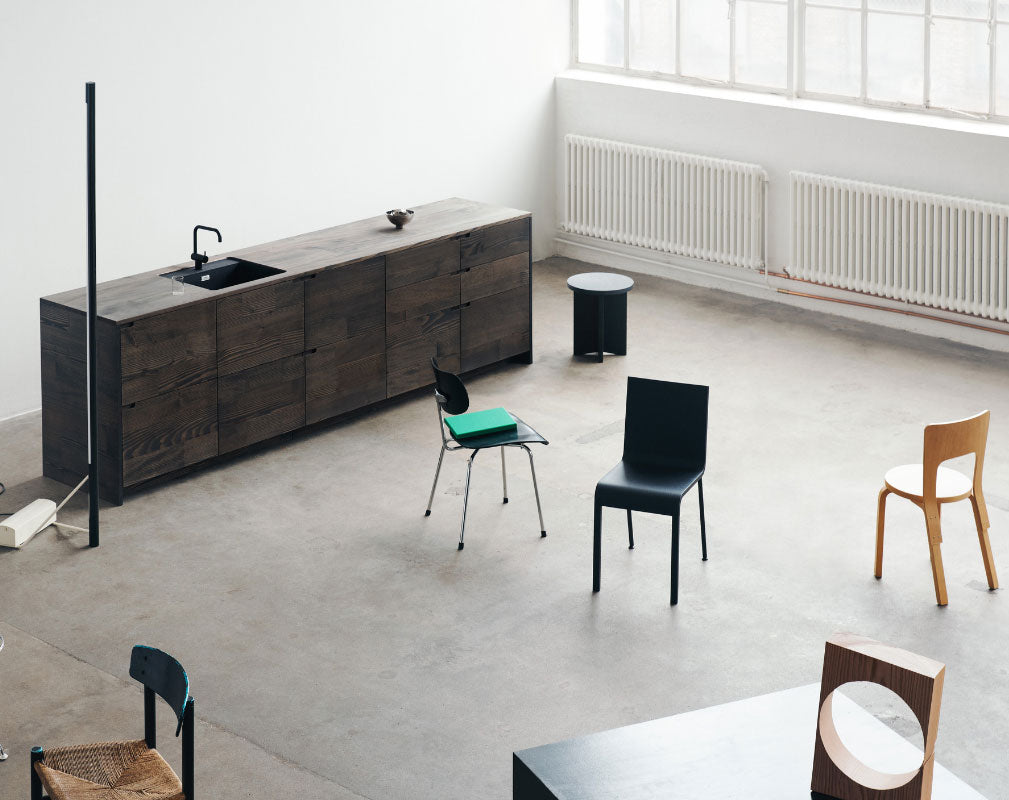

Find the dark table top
[[513, 684, 985, 800], [566, 272, 635, 295]]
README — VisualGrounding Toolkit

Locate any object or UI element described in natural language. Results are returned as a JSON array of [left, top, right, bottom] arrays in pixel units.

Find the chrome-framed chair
[[425, 358, 548, 550]]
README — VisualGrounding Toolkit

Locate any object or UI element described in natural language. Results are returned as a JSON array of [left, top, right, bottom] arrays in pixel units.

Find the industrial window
[[574, 0, 1009, 121]]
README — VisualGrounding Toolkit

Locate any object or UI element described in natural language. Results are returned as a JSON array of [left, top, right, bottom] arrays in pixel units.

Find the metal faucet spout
[[192, 225, 222, 269]]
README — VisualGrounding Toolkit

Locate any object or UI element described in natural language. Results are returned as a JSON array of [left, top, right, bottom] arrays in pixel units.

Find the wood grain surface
[[217, 280, 305, 376], [218, 354, 306, 453], [305, 256, 385, 350]]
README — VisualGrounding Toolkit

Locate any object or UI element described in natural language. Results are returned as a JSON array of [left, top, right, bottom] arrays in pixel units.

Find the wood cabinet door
[[122, 379, 218, 486], [217, 281, 305, 376], [218, 354, 305, 453], [459, 217, 530, 269], [306, 331, 386, 424], [121, 303, 217, 405], [305, 256, 385, 349], [386, 308, 460, 396], [460, 285, 531, 372]]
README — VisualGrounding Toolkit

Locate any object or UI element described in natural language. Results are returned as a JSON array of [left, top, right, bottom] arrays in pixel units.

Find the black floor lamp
[[86, 81, 99, 547]]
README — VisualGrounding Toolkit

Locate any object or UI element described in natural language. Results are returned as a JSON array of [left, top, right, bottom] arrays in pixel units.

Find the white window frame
[[572, 0, 1009, 123]]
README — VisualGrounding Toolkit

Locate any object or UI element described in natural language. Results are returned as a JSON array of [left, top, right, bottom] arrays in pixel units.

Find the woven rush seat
[[35, 739, 183, 800]]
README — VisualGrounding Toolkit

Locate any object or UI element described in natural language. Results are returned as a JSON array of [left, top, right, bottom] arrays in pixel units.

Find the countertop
[[42, 198, 530, 324]]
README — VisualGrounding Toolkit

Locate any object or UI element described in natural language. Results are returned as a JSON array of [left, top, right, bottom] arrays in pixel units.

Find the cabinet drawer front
[[307, 349, 386, 424], [386, 272, 460, 325], [386, 309, 460, 397], [460, 285, 531, 372], [121, 303, 217, 405], [386, 238, 460, 290], [122, 380, 218, 486], [218, 281, 305, 376], [218, 354, 306, 453], [461, 252, 530, 304], [460, 218, 529, 268], [306, 256, 385, 349]]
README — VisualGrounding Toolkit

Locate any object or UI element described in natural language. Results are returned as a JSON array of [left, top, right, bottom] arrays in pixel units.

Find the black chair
[[592, 377, 709, 605], [426, 358, 548, 550], [31, 646, 194, 800]]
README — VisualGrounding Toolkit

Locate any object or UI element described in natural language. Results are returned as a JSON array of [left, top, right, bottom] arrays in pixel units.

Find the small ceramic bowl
[[386, 209, 414, 229]]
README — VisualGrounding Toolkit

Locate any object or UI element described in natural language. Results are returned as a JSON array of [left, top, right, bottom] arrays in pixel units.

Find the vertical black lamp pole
[[86, 82, 100, 547]]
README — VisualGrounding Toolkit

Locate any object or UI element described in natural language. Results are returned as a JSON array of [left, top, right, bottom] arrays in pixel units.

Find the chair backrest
[[129, 645, 190, 737], [623, 377, 709, 470], [431, 358, 470, 415], [922, 410, 989, 498]]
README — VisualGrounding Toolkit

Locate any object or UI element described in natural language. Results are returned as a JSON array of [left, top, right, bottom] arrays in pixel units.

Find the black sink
[[161, 258, 284, 290]]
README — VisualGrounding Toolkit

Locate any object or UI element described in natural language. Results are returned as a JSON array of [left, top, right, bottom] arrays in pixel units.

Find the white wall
[[0, 0, 569, 420], [556, 70, 1009, 346]]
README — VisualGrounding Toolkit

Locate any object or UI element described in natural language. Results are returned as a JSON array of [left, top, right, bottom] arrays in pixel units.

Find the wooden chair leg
[[970, 494, 999, 590], [924, 512, 949, 606], [593, 501, 602, 593], [874, 487, 889, 579]]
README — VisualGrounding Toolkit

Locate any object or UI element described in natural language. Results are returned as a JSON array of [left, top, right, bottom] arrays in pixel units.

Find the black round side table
[[567, 272, 634, 362]]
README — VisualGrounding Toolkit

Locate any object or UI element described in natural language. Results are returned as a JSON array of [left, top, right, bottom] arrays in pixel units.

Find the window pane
[[996, 24, 1009, 114], [736, 1, 788, 88], [866, 12, 924, 104], [804, 7, 861, 96], [629, 0, 676, 73], [932, 0, 990, 19], [867, 0, 925, 10], [1000, 1, 1009, 21], [578, 0, 626, 67], [680, 0, 730, 81], [930, 18, 990, 112]]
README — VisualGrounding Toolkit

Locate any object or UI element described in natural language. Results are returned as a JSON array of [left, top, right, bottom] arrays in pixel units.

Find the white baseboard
[[554, 232, 1009, 354], [0, 407, 41, 424]]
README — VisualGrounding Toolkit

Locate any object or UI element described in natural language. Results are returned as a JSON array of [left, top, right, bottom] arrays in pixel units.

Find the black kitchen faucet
[[192, 225, 222, 269]]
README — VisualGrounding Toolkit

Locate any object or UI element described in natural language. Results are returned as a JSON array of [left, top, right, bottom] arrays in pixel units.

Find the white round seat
[[884, 464, 972, 502]]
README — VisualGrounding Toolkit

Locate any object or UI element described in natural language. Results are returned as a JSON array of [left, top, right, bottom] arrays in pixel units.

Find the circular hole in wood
[[819, 682, 925, 790]]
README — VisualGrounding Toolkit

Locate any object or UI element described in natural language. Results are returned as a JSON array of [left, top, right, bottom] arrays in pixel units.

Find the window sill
[[557, 68, 1009, 141]]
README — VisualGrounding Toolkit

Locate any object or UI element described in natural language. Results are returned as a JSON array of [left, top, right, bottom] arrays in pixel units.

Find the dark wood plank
[[40, 299, 87, 360], [218, 355, 305, 453], [121, 303, 217, 405], [43, 199, 529, 324], [306, 351, 386, 424], [217, 280, 304, 376], [386, 273, 460, 326], [460, 217, 530, 268], [305, 256, 385, 350], [461, 251, 530, 304], [461, 286, 531, 371], [386, 238, 461, 290], [386, 309, 460, 396], [122, 379, 218, 486]]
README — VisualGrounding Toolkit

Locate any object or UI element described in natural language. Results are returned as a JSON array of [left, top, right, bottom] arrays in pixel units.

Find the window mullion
[[924, 0, 931, 107], [860, 0, 868, 101], [729, 0, 737, 85], [989, 0, 997, 117], [623, 0, 630, 70], [675, 0, 682, 77]]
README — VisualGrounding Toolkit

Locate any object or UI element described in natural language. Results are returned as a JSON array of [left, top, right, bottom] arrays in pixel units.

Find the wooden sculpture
[[811, 633, 945, 800]]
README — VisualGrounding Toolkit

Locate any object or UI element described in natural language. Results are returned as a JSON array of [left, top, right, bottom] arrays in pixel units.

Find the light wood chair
[[875, 410, 998, 605]]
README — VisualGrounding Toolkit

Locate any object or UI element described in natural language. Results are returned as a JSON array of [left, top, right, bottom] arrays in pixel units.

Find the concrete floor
[[2, 256, 1007, 799]]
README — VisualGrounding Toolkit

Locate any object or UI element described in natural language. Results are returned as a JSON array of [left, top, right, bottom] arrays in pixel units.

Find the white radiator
[[562, 134, 768, 269], [790, 171, 1009, 322]]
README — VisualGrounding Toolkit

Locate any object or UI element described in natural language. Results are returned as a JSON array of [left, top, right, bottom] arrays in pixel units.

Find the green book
[[445, 407, 517, 439]]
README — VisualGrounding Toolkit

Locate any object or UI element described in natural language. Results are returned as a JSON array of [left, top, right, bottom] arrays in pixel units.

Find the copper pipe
[[775, 287, 1009, 337]]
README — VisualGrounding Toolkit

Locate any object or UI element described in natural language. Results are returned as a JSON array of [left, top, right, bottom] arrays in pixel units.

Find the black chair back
[[623, 377, 708, 470], [129, 645, 190, 737], [431, 358, 470, 415]]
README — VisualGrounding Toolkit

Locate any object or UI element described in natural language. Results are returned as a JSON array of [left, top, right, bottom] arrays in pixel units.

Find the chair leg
[[501, 447, 508, 504], [874, 487, 889, 579], [458, 450, 479, 550], [971, 493, 999, 590], [520, 444, 546, 537], [593, 501, 602, 592], [670, 504, 681, 606], [698, 478, 707, 561], [924, 510, 949, 606], [627, 509, 634, 549], [31, 747, 44, 800], [425, 446, 446, 516]]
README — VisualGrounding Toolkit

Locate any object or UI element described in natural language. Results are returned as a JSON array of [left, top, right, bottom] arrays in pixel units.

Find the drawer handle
[[452, 232, 473, 240], [305, 347, 318, 355], [302, 273, 317, 280], [450, 302, 472, 312], [128, 403, 136, 409]]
